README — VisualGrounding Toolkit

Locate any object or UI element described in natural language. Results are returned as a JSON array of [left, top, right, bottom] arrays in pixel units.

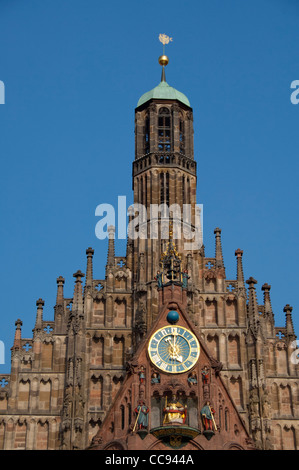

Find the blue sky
[[0, 0, 298, 373]]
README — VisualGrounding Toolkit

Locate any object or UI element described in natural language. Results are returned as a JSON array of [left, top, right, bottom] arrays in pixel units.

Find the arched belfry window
[[166, 172, 169, 205], [158, 107, 172, 152], [144, 114, 150, 154], [160, 172, 164, 204], [160, 172, 170, 205], [179, 114, 185, 154]]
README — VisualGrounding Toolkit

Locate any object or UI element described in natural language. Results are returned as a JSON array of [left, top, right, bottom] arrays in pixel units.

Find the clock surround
[[148, 325, 200, 374]]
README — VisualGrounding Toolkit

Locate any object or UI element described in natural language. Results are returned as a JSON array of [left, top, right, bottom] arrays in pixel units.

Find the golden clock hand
[[173, 353, 183, 362], [165, 337, 175, 356], [172, 330, 178, 352]]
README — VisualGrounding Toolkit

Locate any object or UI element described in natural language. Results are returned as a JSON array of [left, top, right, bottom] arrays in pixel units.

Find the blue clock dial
[[148, 326, 200, 374]]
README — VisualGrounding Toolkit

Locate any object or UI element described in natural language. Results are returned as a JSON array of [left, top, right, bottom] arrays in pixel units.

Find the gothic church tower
[[131, 54, 201, 338]]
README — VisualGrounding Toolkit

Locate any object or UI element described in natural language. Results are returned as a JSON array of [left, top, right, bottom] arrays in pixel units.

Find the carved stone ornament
[[210, 357, 223, 375], [91, 435, 103, 447], [249, 389, 259, 420], [276, 341, 287, 351], [125, 360, 138, 375], [204, 269, 216, 280]]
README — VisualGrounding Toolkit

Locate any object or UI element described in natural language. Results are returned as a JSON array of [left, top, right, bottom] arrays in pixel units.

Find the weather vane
[[159, 33, 173, 54], [158, 33, 173, 73]]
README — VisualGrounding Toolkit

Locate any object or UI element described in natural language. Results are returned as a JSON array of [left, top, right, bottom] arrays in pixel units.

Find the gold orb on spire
[[158, 55, 169, 66]]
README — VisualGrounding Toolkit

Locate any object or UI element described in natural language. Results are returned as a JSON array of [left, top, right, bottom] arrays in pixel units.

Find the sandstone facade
[[0, 66, 298, 450]]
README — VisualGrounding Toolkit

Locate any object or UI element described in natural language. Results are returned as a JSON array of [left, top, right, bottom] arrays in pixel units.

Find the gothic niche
[[150, 390, 200, 449], [205, 299, 217, 324], [114, 298, 126, 327], [91, 334, 104, 367], [93, 299, 105, 324]]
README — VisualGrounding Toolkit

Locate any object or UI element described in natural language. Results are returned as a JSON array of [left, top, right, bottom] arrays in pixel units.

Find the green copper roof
[[137, 80, 191, 108]]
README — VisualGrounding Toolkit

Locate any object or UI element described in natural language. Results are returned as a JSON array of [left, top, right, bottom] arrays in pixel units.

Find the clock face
[[148, 325, 200, 374]]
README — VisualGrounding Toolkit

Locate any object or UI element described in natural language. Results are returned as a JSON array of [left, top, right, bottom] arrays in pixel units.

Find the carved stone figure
[[261, 391, 270, 419], [249, 389, 260, 419]]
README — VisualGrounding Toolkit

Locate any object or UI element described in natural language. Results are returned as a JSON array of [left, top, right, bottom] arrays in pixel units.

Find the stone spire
[[72, 271, 85, 313], [12, 319, 22, 350], [246, 277, 259, 335], [34, 298, 45, 331], [56, 276, 65, 305], [85, 247, 94, 288], [107, 225, 115, 268], [261, 283, 273, 317], [214, 228, 224, 269], [235, 249, 245, 287], [284, 304, 295, 339], [54, 276, 65, 334], [261, 283, 274, 337]]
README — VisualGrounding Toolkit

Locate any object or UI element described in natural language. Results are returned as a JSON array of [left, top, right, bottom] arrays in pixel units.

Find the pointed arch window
[[225, 408, 229, 431], [160, 172, 170, 205], [179, 114, 185, 154], [158, 107, 172, 152], [128, 403, 132, 426], [166, 172, 169, 205], [120, 405, 125, 430], [140, 176, 144, 206], [144, 115, 150, 154], [160, 172, 164, 204], [219, 406, 223, 430]]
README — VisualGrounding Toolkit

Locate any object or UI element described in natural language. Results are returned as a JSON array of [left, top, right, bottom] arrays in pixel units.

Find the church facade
[[0, 57, 298, 451]]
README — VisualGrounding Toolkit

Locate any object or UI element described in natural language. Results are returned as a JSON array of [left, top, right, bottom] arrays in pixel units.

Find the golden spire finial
[[160, 220, 181, 265], [158, 33, 173, 68]]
